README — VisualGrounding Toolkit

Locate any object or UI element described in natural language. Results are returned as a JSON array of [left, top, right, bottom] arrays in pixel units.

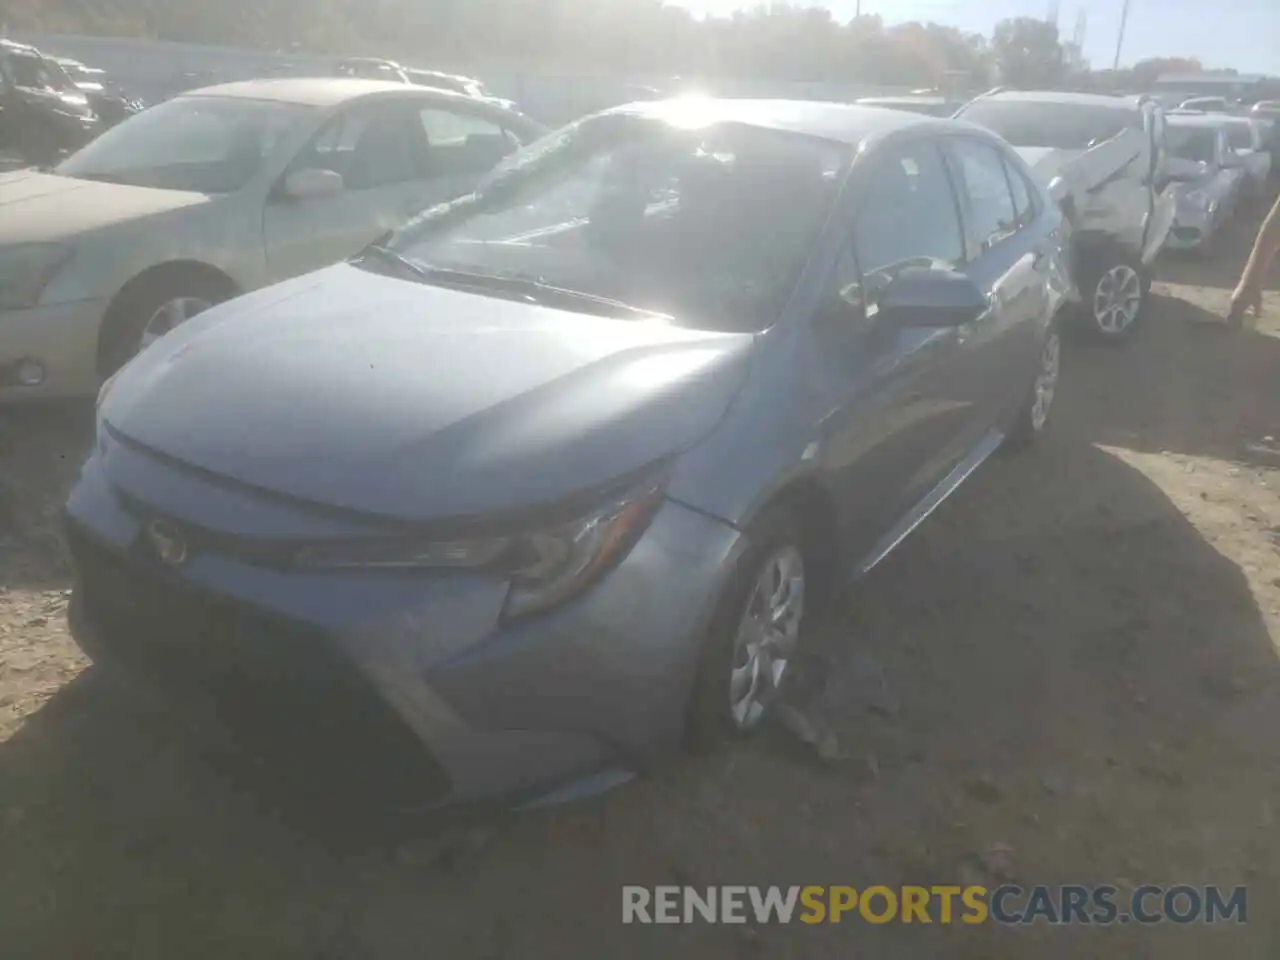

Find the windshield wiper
[[358, 248, 669, 322]]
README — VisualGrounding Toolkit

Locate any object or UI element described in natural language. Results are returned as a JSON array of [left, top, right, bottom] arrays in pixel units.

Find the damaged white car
[[1162, 115, 1247, 257], [956, 90, 1175, 342]]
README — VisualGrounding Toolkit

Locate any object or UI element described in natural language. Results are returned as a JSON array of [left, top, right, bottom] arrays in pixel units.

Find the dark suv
[[0, 39, 100, 165]]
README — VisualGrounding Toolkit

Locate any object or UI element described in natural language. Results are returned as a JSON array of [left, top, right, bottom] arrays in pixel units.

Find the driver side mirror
[[878, 266, 990, 328], [281, 167, 345, 200]]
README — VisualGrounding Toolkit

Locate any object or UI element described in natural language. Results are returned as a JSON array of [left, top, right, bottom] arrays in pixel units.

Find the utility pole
[[855, 0, 862, 17], [1113, 0, 1132, 71]]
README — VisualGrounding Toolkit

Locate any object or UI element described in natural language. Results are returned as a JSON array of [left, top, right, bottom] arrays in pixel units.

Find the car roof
[[977, 90, 1138, 110], [183, 77, 436, 106], [607, 98, 959, 146]]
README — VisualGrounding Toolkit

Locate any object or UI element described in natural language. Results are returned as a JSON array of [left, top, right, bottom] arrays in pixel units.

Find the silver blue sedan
[[67, 99, 1074, 810]]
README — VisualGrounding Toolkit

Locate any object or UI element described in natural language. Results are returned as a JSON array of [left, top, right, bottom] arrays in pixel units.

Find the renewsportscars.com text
[[622, 885, 1247, 925]]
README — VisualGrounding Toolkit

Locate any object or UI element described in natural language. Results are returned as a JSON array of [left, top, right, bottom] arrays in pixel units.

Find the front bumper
[[0, 298, 108, 402], [65, 437, 744, 809]]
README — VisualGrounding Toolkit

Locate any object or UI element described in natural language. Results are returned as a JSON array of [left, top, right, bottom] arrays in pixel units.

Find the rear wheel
[[1005, 319, 1061, 451], [1077, 247, 1146, 342]]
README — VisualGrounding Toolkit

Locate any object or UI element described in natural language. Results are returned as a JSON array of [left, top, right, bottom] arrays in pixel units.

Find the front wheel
[[1077, 248, 1146, 342], [687, 507, 808, 749], [99, 273, 230, 378]]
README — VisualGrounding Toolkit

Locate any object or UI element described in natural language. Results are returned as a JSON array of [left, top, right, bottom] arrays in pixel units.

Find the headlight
[[292, 475, 666, 619], [0, 244, 74, 311]]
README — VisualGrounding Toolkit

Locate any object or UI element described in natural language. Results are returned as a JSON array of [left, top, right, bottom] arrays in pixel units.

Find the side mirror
[[878, 266, 989, 329], [281, 167, 344, 200]]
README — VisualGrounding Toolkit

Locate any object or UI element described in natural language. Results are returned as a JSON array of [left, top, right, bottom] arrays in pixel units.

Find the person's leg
[[1229, 191, 1280, 327]]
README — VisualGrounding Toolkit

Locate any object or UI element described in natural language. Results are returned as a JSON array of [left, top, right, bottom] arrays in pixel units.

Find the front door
[[808, 138, 984, 557], [262, 100, 427, 282]]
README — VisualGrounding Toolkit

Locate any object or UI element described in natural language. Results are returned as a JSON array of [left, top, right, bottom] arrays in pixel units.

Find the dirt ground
[[3, 198, 1280, 959]]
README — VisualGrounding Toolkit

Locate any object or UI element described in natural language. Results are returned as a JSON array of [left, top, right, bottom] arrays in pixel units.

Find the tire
[[1075, 245, 1146, 343], [1004, 317, 1062, 452], [99, 270, 232, 379], [687, 506, 808, 750]]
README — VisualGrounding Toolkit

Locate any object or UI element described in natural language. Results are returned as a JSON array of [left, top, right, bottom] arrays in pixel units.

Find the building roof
[[1156, 73, 1269, 86]]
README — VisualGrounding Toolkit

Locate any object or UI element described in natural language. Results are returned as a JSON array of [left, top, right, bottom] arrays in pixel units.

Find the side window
[[288, 104, 417, 191], [947, 139, 1019, 254], [417, 107, 519, 180], [1004, 159, 1036, 228], [849, 142, 965, 310]]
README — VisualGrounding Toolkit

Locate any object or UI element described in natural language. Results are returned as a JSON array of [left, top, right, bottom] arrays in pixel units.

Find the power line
[[1113, 0, 1132, 71]]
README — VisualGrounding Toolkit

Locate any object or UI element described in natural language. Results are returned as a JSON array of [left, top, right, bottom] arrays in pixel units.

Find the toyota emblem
[[145, 519, 188, 566]]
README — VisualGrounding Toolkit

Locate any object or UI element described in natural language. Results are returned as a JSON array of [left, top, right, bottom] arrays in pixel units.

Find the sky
[[674, 0, 1280, 75]]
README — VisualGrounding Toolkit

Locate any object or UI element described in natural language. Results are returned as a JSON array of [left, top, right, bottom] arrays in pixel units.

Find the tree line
[[1, 0, 1217, 91]]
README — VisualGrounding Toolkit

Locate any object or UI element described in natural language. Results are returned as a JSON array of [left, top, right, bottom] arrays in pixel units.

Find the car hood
[[102, 263, 755, 523], [0, 170, 208, 243]]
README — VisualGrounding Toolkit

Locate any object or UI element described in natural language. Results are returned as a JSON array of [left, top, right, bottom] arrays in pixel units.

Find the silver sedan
[[0, 78, 545, 401]]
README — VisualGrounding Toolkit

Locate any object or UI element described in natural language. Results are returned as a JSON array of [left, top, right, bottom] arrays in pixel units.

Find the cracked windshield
[[1, 0, 1279, 958]]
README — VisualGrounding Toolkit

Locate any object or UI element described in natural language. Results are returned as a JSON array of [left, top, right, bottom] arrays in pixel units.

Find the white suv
[[956, 90, 1175, 342]]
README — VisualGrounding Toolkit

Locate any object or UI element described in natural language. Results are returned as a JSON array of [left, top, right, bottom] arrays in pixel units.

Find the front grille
[[67, 521, 450, 811]]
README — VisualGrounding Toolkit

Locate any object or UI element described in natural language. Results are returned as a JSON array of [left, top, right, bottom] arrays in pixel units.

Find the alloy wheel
[[1092, 264, 1142, 336], [729, 544, 805, 730], [139, 296, 213, 351], [1030, 330, 1060, 432]]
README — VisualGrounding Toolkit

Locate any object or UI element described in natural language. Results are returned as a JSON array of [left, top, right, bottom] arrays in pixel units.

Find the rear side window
[[946, 138, 1019, 254]]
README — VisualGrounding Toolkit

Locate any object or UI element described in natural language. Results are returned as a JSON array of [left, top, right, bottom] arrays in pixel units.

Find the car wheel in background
[[687, 506, 808, 750], [1004, 317, 1062, 451], [99, 269, 234, 379], [1077, 246, 1146, 343]]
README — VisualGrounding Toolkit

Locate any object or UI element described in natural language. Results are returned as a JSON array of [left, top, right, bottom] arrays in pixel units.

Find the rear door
[[397, 101, 526, 220], [941, 136, 1047, 445], [262, 100, 424, 282], [1143, 103, 1176, 263]]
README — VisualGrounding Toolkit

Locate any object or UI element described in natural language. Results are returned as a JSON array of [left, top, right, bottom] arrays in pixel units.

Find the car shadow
[[2, 297, 1279, 957]]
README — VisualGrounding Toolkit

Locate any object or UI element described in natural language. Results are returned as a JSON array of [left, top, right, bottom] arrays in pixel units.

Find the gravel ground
[[2, 197, 1280, 959]]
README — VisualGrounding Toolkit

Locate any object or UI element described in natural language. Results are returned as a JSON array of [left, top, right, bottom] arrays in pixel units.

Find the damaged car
[[1162, 114, 1247, 257], [956, 89, 1174, 342], [69, 100, 1073, 811]]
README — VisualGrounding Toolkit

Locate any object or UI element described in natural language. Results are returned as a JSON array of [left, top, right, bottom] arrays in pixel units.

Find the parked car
[[334, 57, 411, 84], [1161, 114, 1247, 256], [70, 100, 1074, 810], [854, 95, 958, 117], [1179, 96, 1238, 114], [0, 39, 100, 166], [955, 90, 1173, 342], [0, 78, 545, 401], [403, 68, 519, 112], [1250, 100, 1280, 121], [52, 56, 144, 128], [1216, 115, 1272, 196]]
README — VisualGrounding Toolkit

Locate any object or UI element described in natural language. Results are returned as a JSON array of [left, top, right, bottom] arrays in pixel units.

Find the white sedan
[[0, 78, 545, 401]]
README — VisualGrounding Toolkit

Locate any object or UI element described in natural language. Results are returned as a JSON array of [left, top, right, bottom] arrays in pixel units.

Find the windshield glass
[[1167, 126, 1217, 164], [4, 51, 76, 92], [1224, 122, 1254, 150], [958, 99, 1134, 150], [373, 114, 847, 332], [56, 95, 313, 193]]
